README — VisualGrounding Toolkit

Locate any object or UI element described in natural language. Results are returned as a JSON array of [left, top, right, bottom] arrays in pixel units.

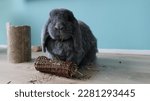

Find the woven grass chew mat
[[34, 56, 80, 78]]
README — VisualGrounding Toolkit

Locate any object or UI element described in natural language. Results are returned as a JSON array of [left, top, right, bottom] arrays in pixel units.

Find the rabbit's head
[[47, 8, 78, 40]]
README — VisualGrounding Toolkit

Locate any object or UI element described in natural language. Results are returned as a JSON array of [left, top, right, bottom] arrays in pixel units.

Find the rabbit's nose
[[55, 23, 64, 30]]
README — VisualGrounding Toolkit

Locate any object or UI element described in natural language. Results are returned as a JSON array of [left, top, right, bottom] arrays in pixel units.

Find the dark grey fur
[[41, 8, 97, 67]]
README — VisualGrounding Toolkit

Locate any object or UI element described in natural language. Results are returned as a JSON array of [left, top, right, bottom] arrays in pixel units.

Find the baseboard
[[0, 45, 150, 55], [0, 45, 7, 48], [99, 49, 150, 55]]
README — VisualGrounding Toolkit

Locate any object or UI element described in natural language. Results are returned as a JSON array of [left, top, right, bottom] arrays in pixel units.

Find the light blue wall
[[0, 0, 150, 49]]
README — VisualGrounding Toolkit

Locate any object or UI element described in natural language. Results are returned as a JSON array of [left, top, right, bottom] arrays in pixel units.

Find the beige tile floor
[[0, 48, 150, 84]]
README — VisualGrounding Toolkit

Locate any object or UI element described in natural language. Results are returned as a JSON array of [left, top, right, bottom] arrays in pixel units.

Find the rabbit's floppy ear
[[72, 27, 85, 65], [73, 28, 82, 51], [72, 24, 85, 53], [41, 18, 51, 52]]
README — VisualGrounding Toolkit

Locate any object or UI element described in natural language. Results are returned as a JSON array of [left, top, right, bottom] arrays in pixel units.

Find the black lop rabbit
[[41, 8, 97, 67]]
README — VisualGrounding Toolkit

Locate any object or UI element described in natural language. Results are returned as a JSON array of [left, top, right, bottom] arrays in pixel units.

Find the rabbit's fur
[[41, 8, 97, 67]]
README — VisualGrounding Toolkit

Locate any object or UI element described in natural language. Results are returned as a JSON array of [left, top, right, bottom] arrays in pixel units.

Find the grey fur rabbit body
[[41, 8, 97, 67]]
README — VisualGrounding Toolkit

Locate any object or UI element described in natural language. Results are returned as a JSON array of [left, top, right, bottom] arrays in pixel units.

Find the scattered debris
[[6, 81, 11, 84], [29, 80, 37, 84], [86, 67, 100, 72]]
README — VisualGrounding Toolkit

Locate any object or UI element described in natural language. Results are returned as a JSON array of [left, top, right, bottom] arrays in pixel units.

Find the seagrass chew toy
[[34, 56, 78, 78]]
